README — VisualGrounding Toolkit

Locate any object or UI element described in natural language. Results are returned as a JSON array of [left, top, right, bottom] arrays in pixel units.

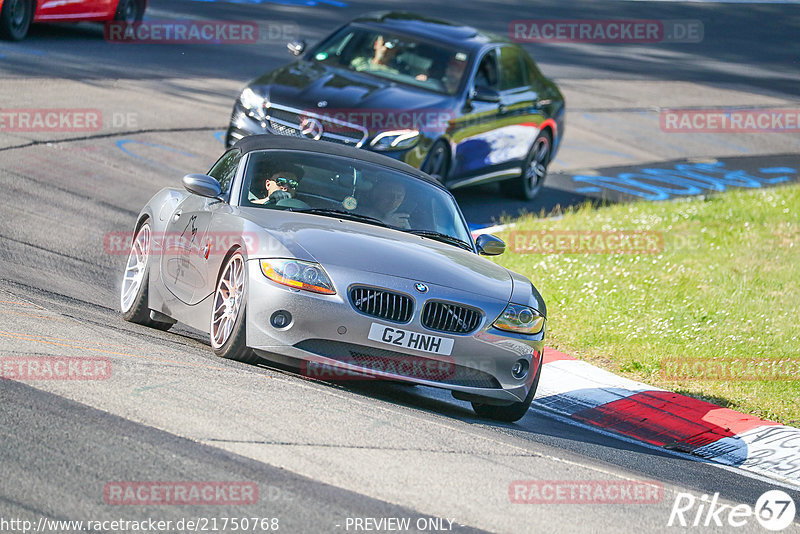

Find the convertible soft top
[[232, 134, 445, 189]]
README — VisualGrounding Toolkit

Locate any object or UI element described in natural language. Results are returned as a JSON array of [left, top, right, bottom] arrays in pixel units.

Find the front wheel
[[0, 0, 33, 41], [500, 131, 552, 200], [113, 0, 143, 23], [210, 251, 259, 364], [120, 221, 173, 330], [471, 360, 542, 422]]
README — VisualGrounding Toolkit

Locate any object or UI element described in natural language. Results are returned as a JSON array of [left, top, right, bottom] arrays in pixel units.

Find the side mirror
[[287, 40, 306, 56], [475, 233, 505, 256], [471, 86, 501, 103], [182, 174, 222, 199]]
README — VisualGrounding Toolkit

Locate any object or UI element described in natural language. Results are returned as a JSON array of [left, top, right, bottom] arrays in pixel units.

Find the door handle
[[172, 210, 182, 222]]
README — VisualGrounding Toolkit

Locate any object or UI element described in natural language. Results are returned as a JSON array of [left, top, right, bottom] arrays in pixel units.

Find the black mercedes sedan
[[225, 12, 565, 200]]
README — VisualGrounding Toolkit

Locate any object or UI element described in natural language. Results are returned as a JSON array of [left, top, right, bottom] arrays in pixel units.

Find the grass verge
[[491, 183, 799, 426]]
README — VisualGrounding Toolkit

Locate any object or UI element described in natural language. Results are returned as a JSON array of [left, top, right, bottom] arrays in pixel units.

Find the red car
[[0, 0, 145, 41]]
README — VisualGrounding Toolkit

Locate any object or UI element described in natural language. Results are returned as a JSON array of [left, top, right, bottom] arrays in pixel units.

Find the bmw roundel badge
[[414, 283, 428, 293]]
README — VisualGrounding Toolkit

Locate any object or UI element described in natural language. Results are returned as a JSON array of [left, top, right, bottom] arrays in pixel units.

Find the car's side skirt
[[448, 167, 522, 190]]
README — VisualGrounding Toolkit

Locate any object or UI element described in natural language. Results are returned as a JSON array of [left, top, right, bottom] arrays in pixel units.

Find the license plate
[[368, 323, 454, 356]]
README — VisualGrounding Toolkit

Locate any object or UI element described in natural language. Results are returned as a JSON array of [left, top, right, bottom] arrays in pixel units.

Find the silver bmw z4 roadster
[[120, 135, 546, 422]]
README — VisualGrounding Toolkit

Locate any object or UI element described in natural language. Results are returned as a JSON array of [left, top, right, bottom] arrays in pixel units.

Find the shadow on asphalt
[[454, 184, 594, 229], [5, 1, 799, 97], [280, 372, 693, 462]]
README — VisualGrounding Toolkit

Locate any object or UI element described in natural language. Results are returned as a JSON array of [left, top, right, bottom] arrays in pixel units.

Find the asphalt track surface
[[1, 1, 799, 533]]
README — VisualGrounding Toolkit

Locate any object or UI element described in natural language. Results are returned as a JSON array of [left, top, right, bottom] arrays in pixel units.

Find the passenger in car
[[442, 56, 468, 93], [363, 178, 411, 229]]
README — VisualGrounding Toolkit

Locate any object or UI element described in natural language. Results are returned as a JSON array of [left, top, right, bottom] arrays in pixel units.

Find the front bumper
[[227, 103, 429, 168], [245, 260, 544, 404]]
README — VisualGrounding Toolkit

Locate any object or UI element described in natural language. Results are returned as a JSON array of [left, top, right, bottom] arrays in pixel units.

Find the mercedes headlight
[[493, 304, 545, 335], [260, 259, 335, 295], [239, 87, 267, 120], [369, 129, 420, 151]]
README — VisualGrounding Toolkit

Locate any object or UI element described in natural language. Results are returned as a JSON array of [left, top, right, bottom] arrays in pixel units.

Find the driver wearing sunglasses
[[252, 162, 304, 205]]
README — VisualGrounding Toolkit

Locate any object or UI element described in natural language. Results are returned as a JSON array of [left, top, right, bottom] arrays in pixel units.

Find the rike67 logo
[[668, 489, 796, 531]]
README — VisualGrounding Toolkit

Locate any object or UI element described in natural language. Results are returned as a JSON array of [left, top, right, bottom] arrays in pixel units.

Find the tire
[[471, 359, 542, 423], [113, 0, 143, 23], [210, 251, 260, 364], [421, 140, 450, 183], [0, 0, 33, 41], [120, 221, 173, 331], [500, 130, 552, 200]]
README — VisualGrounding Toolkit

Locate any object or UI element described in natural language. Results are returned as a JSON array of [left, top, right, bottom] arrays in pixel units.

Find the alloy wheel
[[524, 136, 550, 194], [211, 254, 245, 348], [120, 224, 151, 313]]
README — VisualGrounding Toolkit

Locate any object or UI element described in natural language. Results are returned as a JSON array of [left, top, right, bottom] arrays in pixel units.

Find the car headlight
[[493, 304, 545, 335], [260, 259, 335, 295], [240, 87, 266, 120], [369, 129, 420, 151]]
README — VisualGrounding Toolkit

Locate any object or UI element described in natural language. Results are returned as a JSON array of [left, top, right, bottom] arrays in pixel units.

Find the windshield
[[240, 150, 473, 248], [309, 26, 470, 95]]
